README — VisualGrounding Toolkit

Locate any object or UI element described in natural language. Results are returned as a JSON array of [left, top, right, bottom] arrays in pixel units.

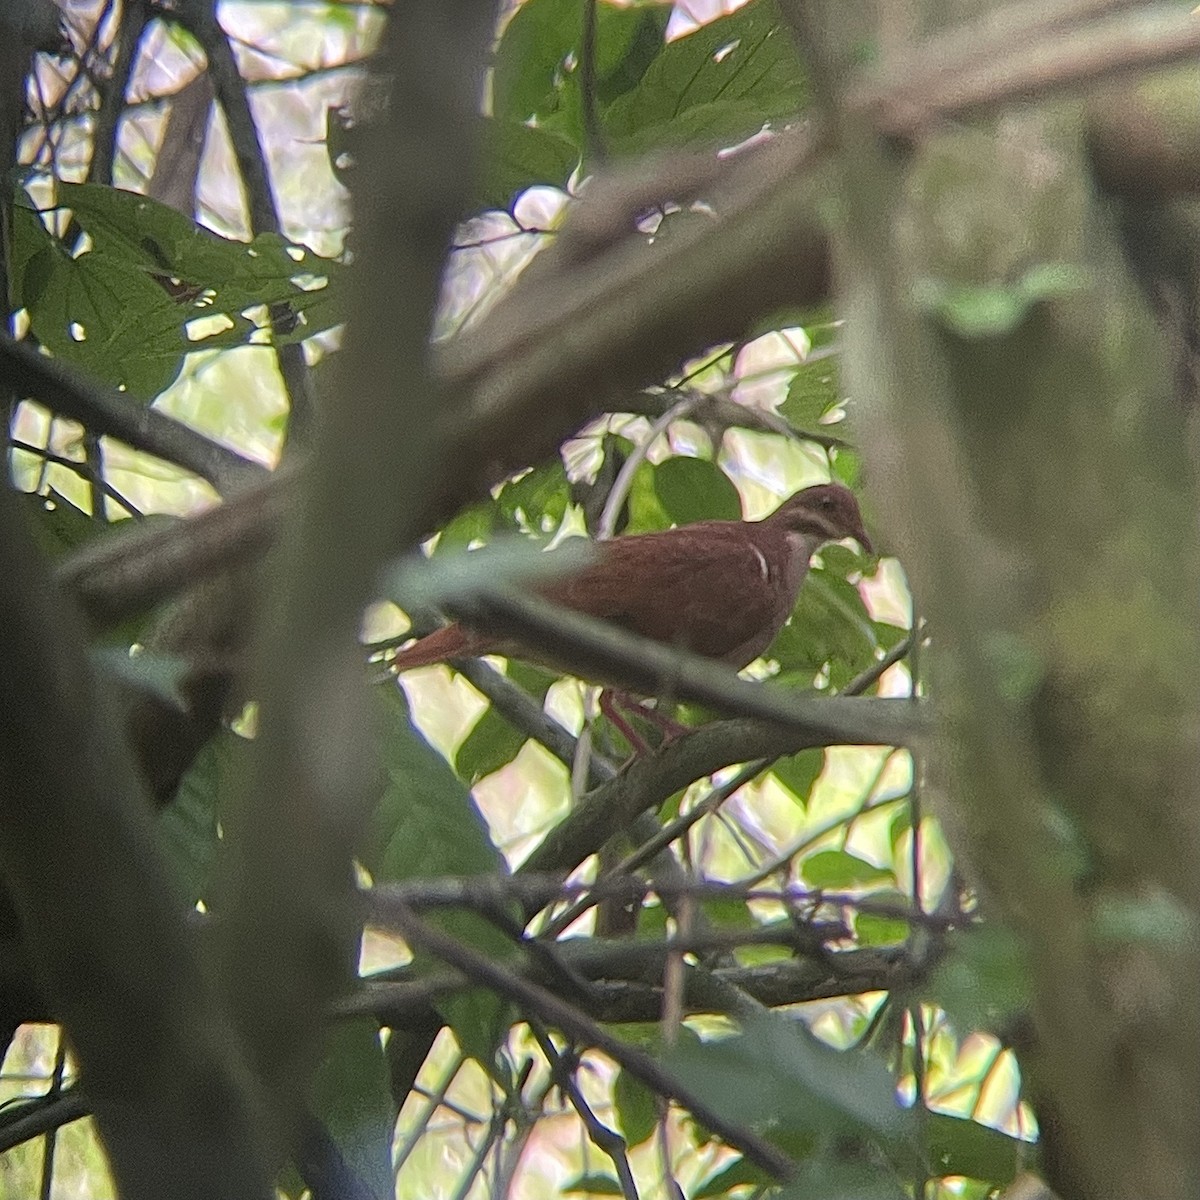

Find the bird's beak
[[854, 528, 875, 557]]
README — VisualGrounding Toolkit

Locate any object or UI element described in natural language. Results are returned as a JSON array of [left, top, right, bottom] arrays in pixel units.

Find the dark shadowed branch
[[0, 484, 273, 1200]]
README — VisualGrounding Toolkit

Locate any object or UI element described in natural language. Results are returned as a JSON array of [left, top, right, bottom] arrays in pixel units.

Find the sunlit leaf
[[603, 0, 808, 155], [801, 850, 893, 890]]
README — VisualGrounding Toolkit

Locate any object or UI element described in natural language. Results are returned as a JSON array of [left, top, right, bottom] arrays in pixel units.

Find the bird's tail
[[390, 623, 487, 673]]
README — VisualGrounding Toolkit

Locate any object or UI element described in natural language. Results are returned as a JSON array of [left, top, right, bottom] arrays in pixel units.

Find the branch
[[520, 700, 921, 882], [449, 589, 926, 741], [348, 909, 922, 1023], [168, 0, 314, 443], [0, 483, 273, 1199], [88, 0, 150, 186], [852, 2, 1200, 139], [0, 330, 266, 493], [435, 126, 834, 495], [379, 902, 799, 1182], [56, 461, 289, 624], [0, 1091, 88, 1155], [211, 0, 498, 1157]]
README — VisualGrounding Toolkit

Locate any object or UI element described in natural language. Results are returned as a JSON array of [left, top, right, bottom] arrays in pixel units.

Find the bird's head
[[767, 483, 874, 555]]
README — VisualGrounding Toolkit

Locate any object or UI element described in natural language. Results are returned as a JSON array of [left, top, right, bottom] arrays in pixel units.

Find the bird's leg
[[599, 688, 652, 755], [599, 690, 691, 754]]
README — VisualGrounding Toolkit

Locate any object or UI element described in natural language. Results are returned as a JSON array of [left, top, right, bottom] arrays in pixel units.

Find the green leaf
[[452, 658, 560, 784], [493, 0, 580, 128], [158, 733, 241, 907], [925, 1112, 1022, 1186], [496, 461, 572, 533], [602, 0, 807, 156], [653, 456, 741, 524], [368, 688, 513, 1063], [927, 925, 1031, 1034], [594, 5, 672, 107], [662, 1011, 909, 1144], [479, 118, 579, 210], [801, 850, 893, 890], [13, 184, 345, 396], [770, 567, 879, 688], [505, 659, 559, 701], [454, 706, 527, 783], [699, 894, 756, 931], [773, 748, 824, 806], [434, 501, 498, 554], [855, 912, 910, 947], [18, 221, 191, 396], [874, 621, 910, 653], [57, 183, 344, 321], [623, 458, 672, 533], [613, 1067, 657, 1147], [492, 0, 670, 152], [307, 1019, 396, 1200], [780, 358, 840, 431]]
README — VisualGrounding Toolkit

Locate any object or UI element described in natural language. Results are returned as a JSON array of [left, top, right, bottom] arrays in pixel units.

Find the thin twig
[[539, 758, 768, 940], [0, 1090, 88, 1155], [392, 1048, 467, 1174], [597, 393, 702, 537], [448, 590, 926, 744], [11, 438, 144, 517], [531, 1023, 640, 1200]]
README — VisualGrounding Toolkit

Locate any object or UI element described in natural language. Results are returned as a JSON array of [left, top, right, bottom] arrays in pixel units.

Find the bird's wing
[[542, 524, 787, 663]]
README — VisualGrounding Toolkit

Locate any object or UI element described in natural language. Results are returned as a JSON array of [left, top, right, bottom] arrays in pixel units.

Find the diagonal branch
[[449, 589, 927, 741], [88, 0, 150, 186], [0, 330, 266, 492], [851, 1, 1200, 138], [381, 902, 799, 1182], [520, 699, 921, 881]]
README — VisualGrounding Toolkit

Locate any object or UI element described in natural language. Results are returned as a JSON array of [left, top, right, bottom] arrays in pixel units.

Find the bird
[[390, 482, 873, 688]]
